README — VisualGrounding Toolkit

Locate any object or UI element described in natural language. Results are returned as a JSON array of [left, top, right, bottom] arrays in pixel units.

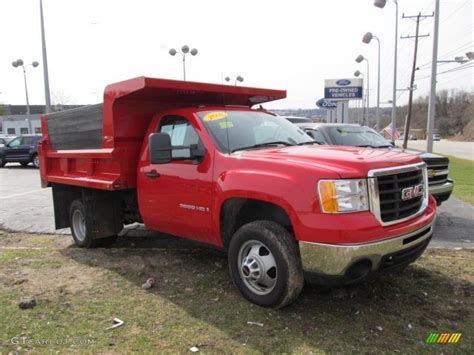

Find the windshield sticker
[[219, 121, 234, 129], [203, 111, 227, 122]]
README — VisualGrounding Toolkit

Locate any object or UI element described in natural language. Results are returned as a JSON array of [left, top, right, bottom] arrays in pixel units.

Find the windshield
[[327, 126, 392, 148], [286, 117, 312, 123], [197, 110, 314, 153]]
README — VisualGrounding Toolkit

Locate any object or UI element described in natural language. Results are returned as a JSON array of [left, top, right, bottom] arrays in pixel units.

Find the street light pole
[[354, 70, 366, 125], [21, 66, 31, 116], [225, 75, 244, 86], [169, 45, 198, 81], [374, 0, 399, 143], [426, 0, 440, 153], [392, 0, 399, 144], [12, 59, 39, 133], [356, 55, 369, 126], [39, 0, 52, 114], [362, 32, 381, 130], [182, 54, 186, 81]]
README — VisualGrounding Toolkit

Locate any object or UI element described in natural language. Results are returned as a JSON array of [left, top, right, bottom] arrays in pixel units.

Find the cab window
[[158, 116, 199, 159], [8, 137, 22, 147]]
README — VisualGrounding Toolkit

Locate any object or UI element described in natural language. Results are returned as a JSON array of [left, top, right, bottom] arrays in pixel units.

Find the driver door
[[140, 115, 214, 243]]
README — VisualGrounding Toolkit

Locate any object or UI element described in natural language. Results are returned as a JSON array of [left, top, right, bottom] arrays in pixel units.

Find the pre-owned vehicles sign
[[324, 78, 363, 100]]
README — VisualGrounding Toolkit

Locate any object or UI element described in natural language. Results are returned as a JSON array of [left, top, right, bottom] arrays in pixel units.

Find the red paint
[[39, 77, 436, 247]]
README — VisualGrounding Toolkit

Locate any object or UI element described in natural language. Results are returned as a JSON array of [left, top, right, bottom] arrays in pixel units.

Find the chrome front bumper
[[429, 179, 454, 196], [299, 221, 434, 277]]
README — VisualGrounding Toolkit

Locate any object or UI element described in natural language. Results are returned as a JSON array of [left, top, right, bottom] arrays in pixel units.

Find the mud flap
[[82, 189, 123, 239]]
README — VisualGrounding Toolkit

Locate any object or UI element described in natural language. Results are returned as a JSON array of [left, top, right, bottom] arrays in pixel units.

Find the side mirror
[[190, 142, 205, 160], [149, 133, 172, 164]]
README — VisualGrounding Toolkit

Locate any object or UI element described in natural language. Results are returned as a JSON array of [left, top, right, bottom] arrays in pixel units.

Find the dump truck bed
[[39, 76, 286, 190]]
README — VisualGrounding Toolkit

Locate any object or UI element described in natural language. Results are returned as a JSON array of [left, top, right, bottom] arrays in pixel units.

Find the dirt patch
[[0, 232, 473, 353]]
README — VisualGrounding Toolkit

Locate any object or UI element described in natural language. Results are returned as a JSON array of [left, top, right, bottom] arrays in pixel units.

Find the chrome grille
[[368, 163, 429, 226], [427, 162, 449, 186]]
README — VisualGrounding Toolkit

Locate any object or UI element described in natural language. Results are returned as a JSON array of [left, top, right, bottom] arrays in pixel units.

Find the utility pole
[[427, 0, 440, 153], [400, 12, 432, 149]]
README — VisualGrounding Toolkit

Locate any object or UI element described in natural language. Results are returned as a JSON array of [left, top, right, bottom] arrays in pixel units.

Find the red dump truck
[[39, 77, 436, 308]]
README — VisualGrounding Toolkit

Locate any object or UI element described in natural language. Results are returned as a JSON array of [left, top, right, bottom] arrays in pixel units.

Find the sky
[[0, 0, 472, 109]]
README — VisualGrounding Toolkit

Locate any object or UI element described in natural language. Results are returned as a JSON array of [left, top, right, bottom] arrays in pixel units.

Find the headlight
[[318, 179, 369, 213]]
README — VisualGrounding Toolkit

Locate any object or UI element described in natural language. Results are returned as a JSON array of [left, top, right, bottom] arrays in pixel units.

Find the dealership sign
[[316, 98, 337, 109], [324, 78, 363, 100]]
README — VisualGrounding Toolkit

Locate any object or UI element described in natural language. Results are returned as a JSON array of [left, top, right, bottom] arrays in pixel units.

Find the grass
[[448, 156, 474, 205], [0, 232, 473, 353]]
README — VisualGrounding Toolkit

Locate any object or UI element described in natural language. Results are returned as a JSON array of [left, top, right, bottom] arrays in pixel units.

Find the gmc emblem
[[401, 184, 424, 201]]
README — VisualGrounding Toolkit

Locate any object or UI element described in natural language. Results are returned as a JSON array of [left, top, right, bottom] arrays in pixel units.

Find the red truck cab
[[39, 77, 436, 308]]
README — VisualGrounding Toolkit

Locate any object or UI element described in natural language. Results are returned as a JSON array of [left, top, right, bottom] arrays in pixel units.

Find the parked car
[[39, 77, 436, 308], [298, 123, 453, 205], [433, 134, 441, 141], [409, 134, 418, 140], [0, 134, 42, 168]]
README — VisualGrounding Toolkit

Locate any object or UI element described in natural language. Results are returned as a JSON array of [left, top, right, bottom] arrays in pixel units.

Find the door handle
[[145, 170, 161, 178]]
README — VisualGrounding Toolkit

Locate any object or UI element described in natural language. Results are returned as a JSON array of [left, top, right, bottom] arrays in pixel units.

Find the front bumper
[[429, 179, 453, 205], [299, 219, 434, 282]]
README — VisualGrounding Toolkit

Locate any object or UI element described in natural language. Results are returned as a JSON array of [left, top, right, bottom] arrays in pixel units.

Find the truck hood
[[237, 145, 423, 178]]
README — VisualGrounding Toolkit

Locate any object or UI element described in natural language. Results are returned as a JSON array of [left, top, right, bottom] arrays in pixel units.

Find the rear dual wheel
[[69, 199, 117, 248], [228, 221, 304, 309]]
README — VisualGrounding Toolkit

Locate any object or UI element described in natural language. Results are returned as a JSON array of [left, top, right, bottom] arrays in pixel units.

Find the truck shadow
[[2, 164, 37, 170], [61, 233, 473, 352]]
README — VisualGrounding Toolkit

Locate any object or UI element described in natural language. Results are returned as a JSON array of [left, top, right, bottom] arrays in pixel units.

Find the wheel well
[[51, 184, 141, 231], [220, 198, 293, 248]]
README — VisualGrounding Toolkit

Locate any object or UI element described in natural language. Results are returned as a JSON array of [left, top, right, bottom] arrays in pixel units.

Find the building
[[0, 104, 83, 135], [1, 115, 42, 135]]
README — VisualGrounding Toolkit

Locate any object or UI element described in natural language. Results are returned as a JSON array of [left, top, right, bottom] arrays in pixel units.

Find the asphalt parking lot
[[0, 164, 472, 249]]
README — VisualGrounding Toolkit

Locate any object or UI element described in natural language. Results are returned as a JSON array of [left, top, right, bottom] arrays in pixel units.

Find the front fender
[[213, 169, 314, 244]]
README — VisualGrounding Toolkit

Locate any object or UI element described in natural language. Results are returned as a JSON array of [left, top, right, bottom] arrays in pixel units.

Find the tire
[[21, 162, 29, 167], [0, 157, 5, 168], [228, 221, 304, 309], [32, 154, 40, 168], [69, 199, 114, 248]]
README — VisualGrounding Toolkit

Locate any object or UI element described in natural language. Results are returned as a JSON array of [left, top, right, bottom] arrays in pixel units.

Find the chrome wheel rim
[[72, 209, 86, 242], [238, 240, 277, 295], [33, 155, 40, 167]]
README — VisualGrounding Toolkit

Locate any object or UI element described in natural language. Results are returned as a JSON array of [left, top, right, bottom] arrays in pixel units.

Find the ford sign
[[324, 78, 363, 100], [316, 98, 337, 109], [336, 79, 351, 86]]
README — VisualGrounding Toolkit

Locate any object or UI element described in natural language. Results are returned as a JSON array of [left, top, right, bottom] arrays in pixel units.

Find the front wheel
[[0, 157, 5, 168], [228, 221, 304, 309]]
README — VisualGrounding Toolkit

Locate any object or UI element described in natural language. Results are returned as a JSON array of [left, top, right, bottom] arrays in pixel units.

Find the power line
[[417, 39, 474, 68], [417, 62, 474, 80], [440, 0, 471, 25], [436, 70, 474, 86]]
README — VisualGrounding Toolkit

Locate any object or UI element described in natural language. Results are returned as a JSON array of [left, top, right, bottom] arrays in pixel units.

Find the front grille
[[376, 168, 425, 223], [427, 163, 449, 186]]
